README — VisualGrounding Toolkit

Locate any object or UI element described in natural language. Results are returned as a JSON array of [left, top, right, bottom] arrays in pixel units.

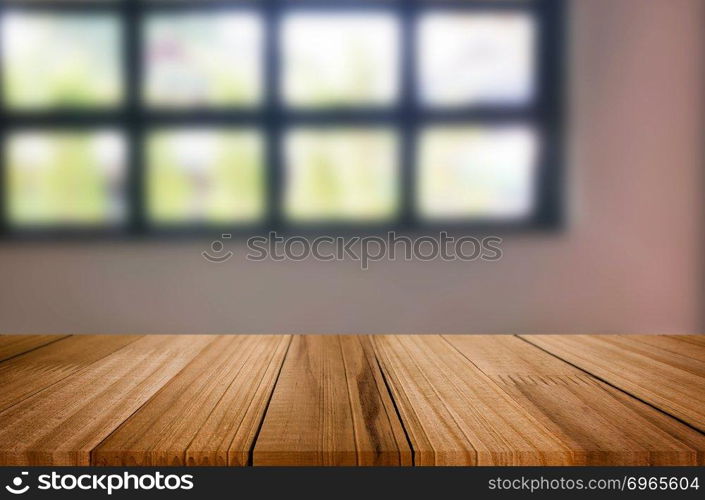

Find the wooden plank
[[0, 335, 140, 412], [0, 335, 213, 466], [93, 335, 291, 466], [588, 335, 705, 378], [521, 335, 705, 433], [372, 335, 573, 465], [0, 335, 69, 362], [187, 336, 290, 466], [445, 335, 705, 465], [672, 335, 705, 348], [622, 335, 705, 368], [253, 336, 411, 466]]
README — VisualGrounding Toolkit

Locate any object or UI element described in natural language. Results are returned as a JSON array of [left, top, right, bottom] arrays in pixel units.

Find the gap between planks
[[520, 335, 705, 434], [373, 335, 705, 465], [444, 335, 705, 465], [0, 335, 71, 363], [0, 335, 142, 413], [0, 335, 215, 465], [93, 335, 291, 466], [252, 335, 412, 466]]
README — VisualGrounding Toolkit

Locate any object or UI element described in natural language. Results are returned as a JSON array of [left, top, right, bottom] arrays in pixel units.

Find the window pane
[[283, 14, 399, 107], [6, 131, 127, 227], [2, 13, 122, 109], [146, 129, 265, 225], [418, 12, 535, 107], [284, 128, 399, 222], [144, 13, 262, 107], [417, 126, 539, 220]]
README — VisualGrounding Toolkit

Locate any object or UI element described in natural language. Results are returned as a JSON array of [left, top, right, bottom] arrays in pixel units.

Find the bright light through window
[[144, 12, 263, 107], [146, 129, 265, 225], [284, 128, 399, 222], [2, 13, 122, 109], [282, 13, 400, 108], [417, 126, 539, 220], [418, 12, 536, 107], [7, 131, 127, 227]]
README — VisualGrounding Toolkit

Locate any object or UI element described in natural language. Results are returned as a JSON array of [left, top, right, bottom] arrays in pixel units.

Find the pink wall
[[0, 0, 703, 334]]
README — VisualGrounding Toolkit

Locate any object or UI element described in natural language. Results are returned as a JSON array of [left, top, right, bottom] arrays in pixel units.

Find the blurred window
[[144, 12, 263, 108], [6, 131, 126, 227], [2, 13, 122, 109], [282, 13, 399, 108], [284, 128, 399, 222], [146, 128, 265, 225], [0, 0, 563, 235]]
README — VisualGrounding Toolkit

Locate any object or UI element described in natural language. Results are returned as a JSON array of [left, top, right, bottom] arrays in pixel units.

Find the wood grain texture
[[0, 335, 69, 362], [671, 335, 705, 348], [0, 335, 140, 412], [521, 335, 705, 433], [607, 335, 705, 373], [253, 335, 411, 466], [93, 335, 290, 466], [373, 335, 573, 465], [0, 335, 213, 465], [0, 334, 703, 466], [444, 335, 705, 465]]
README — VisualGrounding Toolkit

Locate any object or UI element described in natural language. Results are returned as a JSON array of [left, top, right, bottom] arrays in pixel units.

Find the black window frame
[[0, 0, 565, 240]]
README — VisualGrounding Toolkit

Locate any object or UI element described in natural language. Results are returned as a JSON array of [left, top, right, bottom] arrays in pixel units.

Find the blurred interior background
[[0, 0, 703, 334]]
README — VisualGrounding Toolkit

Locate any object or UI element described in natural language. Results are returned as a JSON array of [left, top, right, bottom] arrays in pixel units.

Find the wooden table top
[[0, 334, 703, 466]]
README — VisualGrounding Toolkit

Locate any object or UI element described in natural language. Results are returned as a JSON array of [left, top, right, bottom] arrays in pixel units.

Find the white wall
[[0, 0, 703, 334]]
